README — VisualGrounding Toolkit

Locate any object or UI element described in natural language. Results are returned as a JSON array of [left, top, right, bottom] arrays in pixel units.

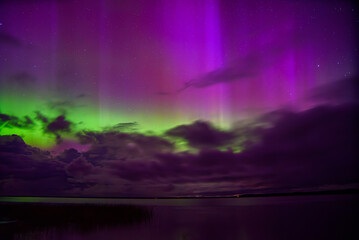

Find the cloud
[[47, 100, 78, 110], [56, 148, 81, 163], [176, 60, 255, 92], [4, 72, 37, 88], [98, 103, 359, 196], [46, 115, 71, 133], [0, 135, 70, 196], [0, 113, 35, 130], [0, 32, 22, 47], [238, 103, 359, 190], [1, 103, 358, 197], [46, 95, 88, 111], [45, 115, 72, 144], [166, 120, 235, 149], [175, 34, 301, 92], [0, 111, 74, 146], [103, 122, 138, 132], [77, 130, 174, 163], [309, 76, 359, 104], [0, 0, 72, 3], [107, 150, 242, 183], [65, 156, 96, 178], [35, 111, 49, 123]]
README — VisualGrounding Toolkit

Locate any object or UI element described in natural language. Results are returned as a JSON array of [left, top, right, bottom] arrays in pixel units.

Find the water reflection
[[0, 203, 152, 240], [1, 195, 358, 240]]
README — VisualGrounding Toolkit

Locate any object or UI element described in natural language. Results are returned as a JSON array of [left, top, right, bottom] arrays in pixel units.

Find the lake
[[1, 195, 358, 240]]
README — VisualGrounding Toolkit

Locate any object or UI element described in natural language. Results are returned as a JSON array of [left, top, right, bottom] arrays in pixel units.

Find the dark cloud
[[45, 115, 72, 144], [76, 93, 87, 98], [0, 135, 69, 196], [107, 150, 242, 183], [56, 148, 81, 163], [103, 122, 138, 132], [163, 183, 175, 192], [238, 103, 359, 190], [65, 156, 96, 178], [0, 113, 35, 129], [175, 34, 302, 92], [35, 111, 48, 123], [309, 76, 359, 103], [166, 120, 234, 149], [47, 100, 77, 109], [46, 93, 89, 111], [1, 104, 358, 197], [156, 91, 172, 96], [176, 61, 255, 92], [103, 103, 359, 195], [46, 115, 71, 133], [77, 130, 174, 163], [0, 0, 72, 3], [5, 72, 37, 88], [0, 134, 28, 154], [0, 114, 12, 123], [0, 32, 22, 47]]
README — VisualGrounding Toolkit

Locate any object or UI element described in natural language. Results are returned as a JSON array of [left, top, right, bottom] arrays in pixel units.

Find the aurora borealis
[[0, 0, 358, 197]]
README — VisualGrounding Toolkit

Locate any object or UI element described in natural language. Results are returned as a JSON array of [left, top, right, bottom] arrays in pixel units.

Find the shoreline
[[1, 189, 358, 201]]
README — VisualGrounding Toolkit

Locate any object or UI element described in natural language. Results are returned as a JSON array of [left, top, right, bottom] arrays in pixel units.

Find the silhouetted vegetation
[[0, 202, 152, 236]]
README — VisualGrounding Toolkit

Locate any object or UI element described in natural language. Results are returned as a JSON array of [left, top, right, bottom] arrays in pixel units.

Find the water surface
[[1, 195, 358, 240]]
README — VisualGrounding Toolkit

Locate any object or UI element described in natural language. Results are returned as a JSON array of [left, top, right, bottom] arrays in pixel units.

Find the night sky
[[0, 0, 358, 197]]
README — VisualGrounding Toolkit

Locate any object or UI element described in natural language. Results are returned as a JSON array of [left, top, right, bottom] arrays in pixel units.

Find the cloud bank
[[1, 103, 358, 197]]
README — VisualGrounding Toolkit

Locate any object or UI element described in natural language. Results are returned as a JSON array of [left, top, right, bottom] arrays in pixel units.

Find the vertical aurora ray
[[99, 0, 111, 128], [203, 0, 227, 126]]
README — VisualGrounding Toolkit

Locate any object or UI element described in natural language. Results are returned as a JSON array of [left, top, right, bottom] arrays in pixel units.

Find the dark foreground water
[[1, 195, 358, 240]]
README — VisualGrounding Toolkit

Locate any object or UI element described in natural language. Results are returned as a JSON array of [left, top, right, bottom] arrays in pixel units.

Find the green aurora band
[[0, 92, 243, 152]]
